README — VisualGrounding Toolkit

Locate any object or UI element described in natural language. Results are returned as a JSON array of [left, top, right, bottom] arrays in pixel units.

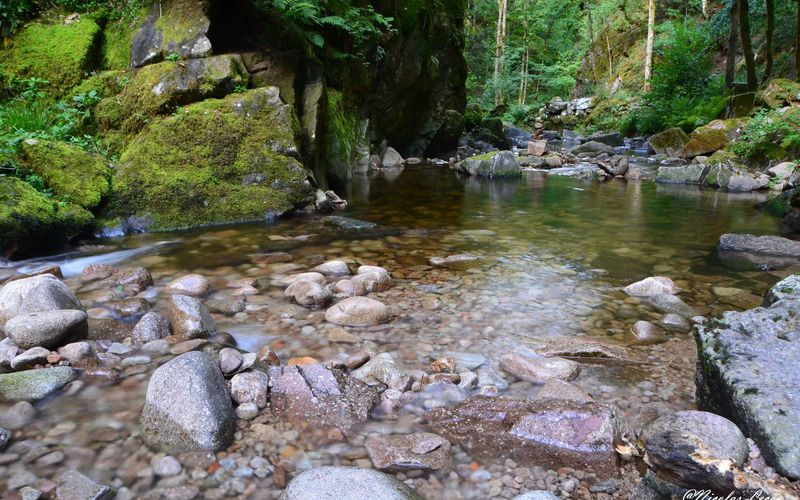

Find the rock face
[[695, 275, 800, 480], [648, 128, 689, 156], [4, 310, 88, 350], [166, 295, 216, 339], [140, 352, 234, 453], [0, 274, 83, 323], [109, 87, 313, 231], [131, 0, 212, 68], [428, 396, 622, 479], [500, 354, 580, 384], [366, 433, 452, 472], [324, 297, 390, 326], [0, 367, 77, 402], [268, 363, 377, 432], [281, 466, 422, 500], [642, 411, 749, 492], [458, 151, 521, 178]]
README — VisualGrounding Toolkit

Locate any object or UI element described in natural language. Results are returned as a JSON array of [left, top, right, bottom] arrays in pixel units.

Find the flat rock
[[427, 396, 622, 479], [55, 469, 111, 500], [429, 254, 482, 270], [530, 339, 646, 363], [165, 294, 216, 339], [0, 274, 83, 323], [627, 321, 667, 346], [624, 277, 679, 297], [365, 433, 452, 472], [695, 275, 800, 480], [11, 346, 52, 370], [0, 367, 77, 401], [311, 260, 350, 276], [499, 353, 579, 383], [324, 216, 378, 231], [324, 297, 390, 326], [4, 309, 88, 350], [718, 234, 800, 268], [647, 294, 698, 318], [281, 466, 422, 499], [536, 379, 592, 402], [165, 274, 210, 297], [140, 351, 234, 453]]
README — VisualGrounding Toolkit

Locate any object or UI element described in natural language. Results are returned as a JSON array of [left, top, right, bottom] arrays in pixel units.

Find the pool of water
[[2, 167, 794, 498]]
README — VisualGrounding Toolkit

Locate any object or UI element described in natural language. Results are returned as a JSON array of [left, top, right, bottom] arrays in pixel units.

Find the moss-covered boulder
[[457, 151, 520, 178], [95, 55, 248, 135], [109, 87, 313, 231], [757, 79, 800, 109], [0, 177, 93, 258], [681, 119, 743, 158], [0, 17, 102, 96], [648, 128, 689, 157], [101, 10, 150, 70], [131, 0, 212, 68], [323, 90, 370, 181], [19, 140, 111, 210]]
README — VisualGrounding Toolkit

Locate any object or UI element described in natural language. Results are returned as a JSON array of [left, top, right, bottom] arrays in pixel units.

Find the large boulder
[[648, 128, 689, 157], [0, 274, 83, 324], [757, 78, 800, 109], [19, 140, 111, 210], [695, 275, 800, 479], [680, 119, 742, 158], [427, 396, 622, 478], [96, 55, 248, 134], [268, 363, 378, 432], [655, 164, 708, 184], [109, 87, 313, 230], [0, 367, 77, 402], [4, 310, 88, 350], [717, 233, 800, 270], [457, 151, 521, 178], [281, 466, 422, 500], [0, 177, 93, 259], [131, 0, 212, 68], [140, 351, 234, 453]]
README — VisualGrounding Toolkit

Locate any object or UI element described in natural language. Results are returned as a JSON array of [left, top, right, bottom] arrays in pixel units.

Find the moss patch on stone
[[108, 87, 313, 230], [101, 11, 148, 70], [324, 89, 367, 180], [758, 79, 800, 109], [0, 177, 94, 258], [0, 17, 102, 97], [19, 140, 111, 210]]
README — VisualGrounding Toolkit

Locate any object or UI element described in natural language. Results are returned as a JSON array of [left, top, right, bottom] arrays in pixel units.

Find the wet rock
[[527, 140, 548, 156], [431, 357, 456, 374], [0, 274, 83, 323], [230, 370, 269, 408], [458, 151, 521, 178], [351, 352, 404, 386], [0, 401, 35, 430], [365, 433, 452, 472], [268, 363, 377, 432], [131, 312, 171, 344], [285, 280, 332, 308], [55, 469, 111, 500], [87, 318, 133, 342], [627, 321, 667, 346], [166, 295, 216, 339], [11, 346, 52, 370], [655, 164, 708, 184], [719, 233, 800, 259], [476, 365, 508, 390], [513, 492, 559, 500], [642, 410, 748, 492], [327, 328, 360, 343], [531, 339, 647, 363], [382, 147, 405, 169], [657, 313, 690, 333], [569, 141, 615, 156], [324, 216, 379, 231], [428, 396, 622, 479], [140, 351, 234, 453], [257, 345, 281, 366], [0, 426, 10, 450], [429, 254, 482, 270], [536, 379, 592, 402], [58, 342, 95, 367], [206, 299, 246, 316], [80, 264, 115, 281], [325, 297, 390, 326], [103, 267, 153, 294], [623, 276, 680, 297], [281, 466, 422, 499], [235, 402, 259, 420], [131, 0, 211, 67], [165, 274, 210, 297], [0, 339, 17, 370], [4, 309, 88, 350], [647, 294, 698, 318], [500, 353, 579, 384], [218, 347, 243, 374], [332, 278, 367, 297], [311, 260, 350, 276], [282, 272, 326, 286], [153, 455, 182, 477], [695, 275, 800, 480], [648, 128, 689, 156], [354, 265, 392, 292], [0, 366, 76, 401]]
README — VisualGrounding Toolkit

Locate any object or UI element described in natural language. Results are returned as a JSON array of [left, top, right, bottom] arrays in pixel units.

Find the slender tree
[[796, 0, 800, 81], [702, 0, 708, 17], [739, 0, 757, 91], [518, 0, 531, 105], [493, 0, 508, 106], [763, 0, 774, 83], [725, 0, 739, 90], [644, 0, 656, 91]]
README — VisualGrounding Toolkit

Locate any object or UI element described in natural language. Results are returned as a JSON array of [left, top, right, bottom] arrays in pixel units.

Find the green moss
[[108, 87, 313, 230], [0, 177, 94, 258], [757, 79, 800, 109], [102, 10, 148, 69], [324, 89, 365, 179], [0, 18, 102, 97], [465, 150, 499, 161], [706, 149, 740, 166], [154, 0, 210, 57], [19, 140, 111, 210]]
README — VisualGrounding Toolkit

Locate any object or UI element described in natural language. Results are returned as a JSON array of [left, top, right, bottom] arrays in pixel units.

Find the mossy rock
[[648, 128, 689, 157], [757, 79, 800, 109], [95, 55, 248, 135], [0, 177, 94, 258], [18, 139, 111, 210], [0, 17, 102, 97], [108, 87, 314, 231], [457, 150, 520, 178], [101, 9, 150, 70], [324, 89, 369, 181], [131, 0, 212, 68], [681, 119, 743, 158]]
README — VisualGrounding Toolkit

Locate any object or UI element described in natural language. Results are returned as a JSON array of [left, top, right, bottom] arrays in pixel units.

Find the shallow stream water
[[2, 166, 795, 498]]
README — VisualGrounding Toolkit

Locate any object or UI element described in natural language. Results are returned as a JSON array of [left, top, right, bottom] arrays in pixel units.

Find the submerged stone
[[281, 466, 422, 500], [0, 367, 77, 402]]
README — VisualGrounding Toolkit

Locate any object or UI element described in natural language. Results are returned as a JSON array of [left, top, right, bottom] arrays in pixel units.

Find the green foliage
[[0, 0, 35, 37], [165, 52, 180, 62], [731, 108, 800, 161]]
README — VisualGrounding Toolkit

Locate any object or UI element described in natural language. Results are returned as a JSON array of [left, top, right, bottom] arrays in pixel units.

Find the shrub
[[731, 108, 800, 162]]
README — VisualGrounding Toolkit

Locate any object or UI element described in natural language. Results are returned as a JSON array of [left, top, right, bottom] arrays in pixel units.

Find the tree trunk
[[644, 0, 656, 91], [739, 0, 757, 91], [763, 0, 774, 83], [518, 0, 530, 105], [493, 0, 508, 107], [702, 0, 708, 17], [725, 0, 739, 90], [586, 1, 597, 83], [796, 0, 800, 81]]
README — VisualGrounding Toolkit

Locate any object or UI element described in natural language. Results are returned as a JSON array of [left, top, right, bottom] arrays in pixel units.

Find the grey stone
[[235, 402, 259, 420], [230, 370, 269, 408], [0, 401, 35, 429], [280, 466, 422, 500], [0, 426, 10, 450], [647, 294, 698, 318], [627, 321, 667, 346], [458, 151, 521, 178], [4, 309, 87, 350], [153, 455, 182, 477], [140, 351, 234, 453], [58, 342, 96, 367], [218, 347, 243, 374], [131, 0, 211, 68], [0, 366, 76, 401], [365, 433, 451, 472], [500, 353, 579, 384], [569, 141, 615, 156], [655, 164, 708, 184], [382, 147, 405, 168], [351, 352, 405, 387], [657, 313, 690, 333], [55, 469, 111, 500], [131, 312, 171, 344], [624, 277, 679, 297], [11, 346, 52, 370], [719, 233, 800, 258], [513, 492, 559, 500], [311, 260, 350, 276], [536, 379, 592, 402], [0, 274, 83, 323], [165, 274, 210, 297], [325, 297, 390, 326], [285, 280, 332, 308], [166, 294, 216, 339], [648, 128, 689, 156]]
